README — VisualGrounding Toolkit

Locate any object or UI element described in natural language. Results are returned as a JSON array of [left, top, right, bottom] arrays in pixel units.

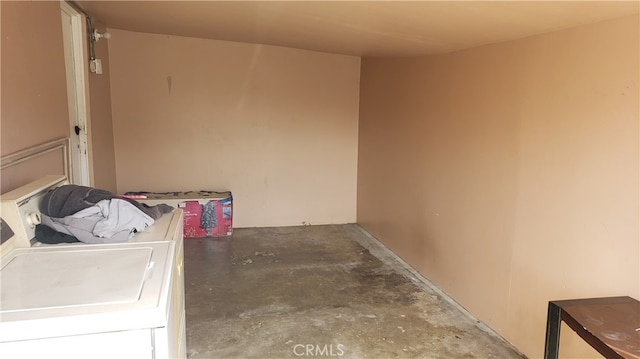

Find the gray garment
[[41, 199, 155, 244], [41, 184, 173, 220]]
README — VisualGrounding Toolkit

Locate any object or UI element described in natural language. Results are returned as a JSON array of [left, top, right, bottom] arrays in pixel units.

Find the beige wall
[[1, 2, 117, 193], [87, 21, 117, 192], [108, 30, 360, 227], [1, 1, 70, 192], [358, 15, 639, 359]]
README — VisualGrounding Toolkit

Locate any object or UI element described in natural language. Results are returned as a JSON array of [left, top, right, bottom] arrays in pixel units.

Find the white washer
[[0, 176, 186, 359]]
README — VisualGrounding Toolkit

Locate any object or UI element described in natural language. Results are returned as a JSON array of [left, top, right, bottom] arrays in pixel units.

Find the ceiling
[[75, 1, 639, 57]]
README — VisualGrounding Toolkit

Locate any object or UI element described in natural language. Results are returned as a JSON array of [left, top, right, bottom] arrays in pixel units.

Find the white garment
[[70, 198, 154, 239]]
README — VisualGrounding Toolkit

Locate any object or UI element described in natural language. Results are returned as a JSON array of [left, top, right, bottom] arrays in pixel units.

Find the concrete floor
[[184, 224, 526, 359]]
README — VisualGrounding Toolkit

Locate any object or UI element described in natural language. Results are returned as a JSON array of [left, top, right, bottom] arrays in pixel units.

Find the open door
[[60, 1, 90, 186]]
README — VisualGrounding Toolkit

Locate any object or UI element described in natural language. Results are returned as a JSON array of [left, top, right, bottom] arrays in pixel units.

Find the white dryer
[[0, 175, 186, 359]]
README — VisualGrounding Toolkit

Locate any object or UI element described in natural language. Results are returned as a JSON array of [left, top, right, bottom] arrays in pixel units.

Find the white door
[[60, 1, 90, 186]]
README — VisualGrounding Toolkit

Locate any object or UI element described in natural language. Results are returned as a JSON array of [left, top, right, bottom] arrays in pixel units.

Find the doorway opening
[[60, 1, 90, 186]]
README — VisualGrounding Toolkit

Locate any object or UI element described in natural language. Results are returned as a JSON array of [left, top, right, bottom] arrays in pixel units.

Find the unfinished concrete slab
[[184, 224, 526, 359]]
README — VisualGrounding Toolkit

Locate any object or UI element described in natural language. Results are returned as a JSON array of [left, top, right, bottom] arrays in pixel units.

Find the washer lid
[[1, 247, 153, 311]]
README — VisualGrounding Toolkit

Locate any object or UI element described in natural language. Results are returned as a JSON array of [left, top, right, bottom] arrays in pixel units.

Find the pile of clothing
[[36, 185, 173, 244]]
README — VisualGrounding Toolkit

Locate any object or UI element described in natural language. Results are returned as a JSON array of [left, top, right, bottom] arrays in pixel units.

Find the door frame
[[60, 0, 91, 186]]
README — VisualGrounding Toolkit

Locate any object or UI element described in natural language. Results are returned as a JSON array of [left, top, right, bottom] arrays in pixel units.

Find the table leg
[[544, 301, 562, 359]]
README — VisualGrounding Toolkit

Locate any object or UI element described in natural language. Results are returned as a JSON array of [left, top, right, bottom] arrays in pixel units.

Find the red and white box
[[129, 191, 233, 238]]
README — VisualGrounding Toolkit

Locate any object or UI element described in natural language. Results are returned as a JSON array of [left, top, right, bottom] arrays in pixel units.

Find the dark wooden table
[[544, 296, 640, 359]]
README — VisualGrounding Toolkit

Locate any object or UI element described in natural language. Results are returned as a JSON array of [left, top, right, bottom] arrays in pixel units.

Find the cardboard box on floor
[[130, 191, 233, 238]]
